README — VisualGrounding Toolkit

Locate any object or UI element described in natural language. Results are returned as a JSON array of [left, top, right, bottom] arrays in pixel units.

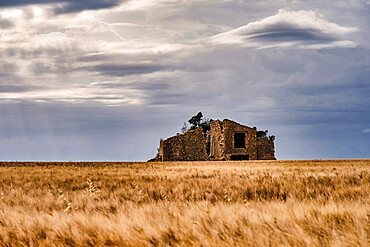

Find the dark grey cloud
[[0, 0, 124, 13], [0, 62, 17, 75], [0, 84, 42, 93], [54, 0, 123, 14], [247, 28, 336, 43], [84, 63, 165, 77], [0, 18, 13, 29], [97, 81, 170, 91]]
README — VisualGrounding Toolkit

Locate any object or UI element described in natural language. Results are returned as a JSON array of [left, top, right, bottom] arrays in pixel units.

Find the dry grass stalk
[[0, 159, 368, 246]]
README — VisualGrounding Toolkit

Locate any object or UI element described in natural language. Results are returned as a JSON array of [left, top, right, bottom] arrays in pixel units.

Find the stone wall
[[159, 127, 207, 161], [222, 119, 258, 160], [209, 120, 225, 160], [257, 137, 275, 160]]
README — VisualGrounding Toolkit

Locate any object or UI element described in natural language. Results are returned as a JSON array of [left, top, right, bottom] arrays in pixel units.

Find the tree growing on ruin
[[186, 112, 211, 135], [257, 129, 275, 141], [188, 112, 203, 130]]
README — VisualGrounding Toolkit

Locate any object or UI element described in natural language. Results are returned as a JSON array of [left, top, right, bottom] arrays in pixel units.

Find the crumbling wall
[[159, 127, 207, 161], [257, 137, 275, 160], [222, 119, 258, 160], [157, 118, 276, 161], [209, 120, 225, 160]]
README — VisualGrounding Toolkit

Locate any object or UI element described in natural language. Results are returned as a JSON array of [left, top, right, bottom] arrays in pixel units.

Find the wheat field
[[0, 160, 368, 246]]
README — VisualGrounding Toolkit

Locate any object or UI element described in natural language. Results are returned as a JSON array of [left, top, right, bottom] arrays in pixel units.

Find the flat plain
[[0, 159, 368, 246]]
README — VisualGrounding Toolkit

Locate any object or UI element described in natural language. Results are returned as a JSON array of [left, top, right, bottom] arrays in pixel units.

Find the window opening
[[234, 133, 245, 148]]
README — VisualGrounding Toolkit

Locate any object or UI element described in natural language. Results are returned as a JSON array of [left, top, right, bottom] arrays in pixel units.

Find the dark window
[[234, 133, 245, 148], [230, 155, 249, 160]]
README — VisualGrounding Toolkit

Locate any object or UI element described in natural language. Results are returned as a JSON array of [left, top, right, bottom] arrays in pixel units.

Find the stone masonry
[[159, 127, 207, 161], [158, 119, 275, 161]]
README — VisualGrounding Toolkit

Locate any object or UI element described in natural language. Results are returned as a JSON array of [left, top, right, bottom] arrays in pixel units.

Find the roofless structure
[[158, 119, 275, 161]]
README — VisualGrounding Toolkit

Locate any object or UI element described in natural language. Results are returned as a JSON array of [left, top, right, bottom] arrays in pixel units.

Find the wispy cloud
[[363, 128, 370, 133], [209, 9, 358, 49]]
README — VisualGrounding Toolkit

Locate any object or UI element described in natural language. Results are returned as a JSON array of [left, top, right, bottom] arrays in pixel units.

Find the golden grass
[[0, 159, 368, 246]]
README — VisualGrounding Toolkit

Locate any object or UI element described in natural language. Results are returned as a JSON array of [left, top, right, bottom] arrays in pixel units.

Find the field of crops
[[0, 160, 368, 246]]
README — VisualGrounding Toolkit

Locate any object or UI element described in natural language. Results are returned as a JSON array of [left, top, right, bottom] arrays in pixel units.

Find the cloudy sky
[[0, 0, 369, 161]]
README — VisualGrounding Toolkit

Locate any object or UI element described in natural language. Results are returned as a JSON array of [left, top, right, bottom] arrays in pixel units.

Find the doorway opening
[[230, 155, 249, 160]]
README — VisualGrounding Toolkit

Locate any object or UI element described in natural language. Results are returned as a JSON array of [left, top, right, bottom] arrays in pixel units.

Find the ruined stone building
[[158, 119, 275, 161]]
